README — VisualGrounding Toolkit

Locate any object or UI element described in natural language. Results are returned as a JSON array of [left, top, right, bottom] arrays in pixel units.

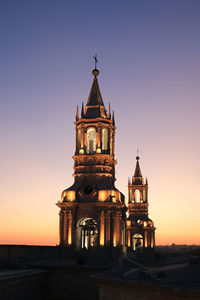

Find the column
[[68, 210, 72, 246], [106, 211, 111, 246], [63, 210, 68, 246], [144, 231, 148, 248], [127, 230, 131, 247], [113, 211, 121, 246], [97, 125, 101, 149], [100, 210, 105, 246], [59, 211, 64, 246], [151, 231, 155, 248], [84, 130, 87, 152]]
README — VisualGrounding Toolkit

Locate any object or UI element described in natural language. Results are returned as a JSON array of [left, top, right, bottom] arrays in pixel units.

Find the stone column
[[106, 211, 111, 246], [84, 130, 87, 152], [59, 211, 64, 246], [144, 231, 148, 248], [151, 231, 155, 248], [81, 125, 84, 149], [97, 124, 101, 149], [68, 210, 72, 246], [113, 211, 121, 246], [127, 230, 131, 247], [63, 210, 68, 246], [99, 210, 105, 246]]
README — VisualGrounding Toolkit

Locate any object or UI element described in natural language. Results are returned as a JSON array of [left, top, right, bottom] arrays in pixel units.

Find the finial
[[81, 102, 84, 118], [108, 103, 111, 119], [76, 105, 79, 121], [92, 54, 100, 77], [112, 110, 115, 125], [136, 149, 140, 160]]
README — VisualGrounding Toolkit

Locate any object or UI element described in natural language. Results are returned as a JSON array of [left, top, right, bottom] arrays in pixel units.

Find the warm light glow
[[99, 190, 107, 201], [126, 220, 131, 227], [111, 190, 116, 202], [79, 148, 84, 154], [144, 221, 147, 227], [96, 147, 101, 153], [67, 191, 75, 201]]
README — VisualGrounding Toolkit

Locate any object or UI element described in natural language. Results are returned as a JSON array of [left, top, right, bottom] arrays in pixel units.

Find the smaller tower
[[126, 155, 155, 251]]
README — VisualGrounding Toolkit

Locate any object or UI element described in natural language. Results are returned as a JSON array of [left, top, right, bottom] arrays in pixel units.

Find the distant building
[[56, 65, 155, 251], [127, 156, 155, 250]]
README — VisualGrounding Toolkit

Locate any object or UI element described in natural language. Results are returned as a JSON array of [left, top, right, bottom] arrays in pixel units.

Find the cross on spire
[[93, 54, 98, 69]]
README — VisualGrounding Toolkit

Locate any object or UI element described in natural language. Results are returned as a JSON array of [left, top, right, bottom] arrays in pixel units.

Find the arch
[[134, 189, 140, 203], [102, 128, 108, 150], [133, 233, 143, 251], [76, 218, 98, 250], [87, 128, 96, 153]]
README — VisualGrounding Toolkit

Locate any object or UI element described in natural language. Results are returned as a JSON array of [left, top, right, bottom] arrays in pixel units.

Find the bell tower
[[56, 65, 125, 250], [126, 155, 155, 251]]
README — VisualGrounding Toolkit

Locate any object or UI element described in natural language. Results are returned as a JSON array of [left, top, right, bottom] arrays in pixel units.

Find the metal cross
[[93, 54, 98, 69]]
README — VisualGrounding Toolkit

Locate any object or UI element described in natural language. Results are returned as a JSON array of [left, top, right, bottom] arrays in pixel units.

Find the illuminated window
[[77, 130, 81, 151], [135, 189, 140, 203], [102, 128, 108, 150], [87, 128, 96, 153]]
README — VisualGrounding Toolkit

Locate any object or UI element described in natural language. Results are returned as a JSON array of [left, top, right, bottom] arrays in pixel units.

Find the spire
[[146, 177, 148, 186], [84, 57, 107, 119], [108, 103, 111, 119], [112, 110, 115, 125], [132, 154, 144, 185], [134, 155, 142, 177], [81, 102, 84, 118], [76, 105, 79, 121], [86, 70, 104, 106]]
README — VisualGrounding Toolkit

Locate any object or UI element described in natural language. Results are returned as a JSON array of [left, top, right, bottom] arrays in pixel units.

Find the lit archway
[[133, 233, 143, 251], [134, 189, 140, 203], [87, 128, 96, 153], [77, 218, 98, 250]]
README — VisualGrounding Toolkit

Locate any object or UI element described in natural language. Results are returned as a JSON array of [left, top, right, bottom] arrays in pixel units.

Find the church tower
[[56, 65, 125, 250], [126, 155, 155, 251]]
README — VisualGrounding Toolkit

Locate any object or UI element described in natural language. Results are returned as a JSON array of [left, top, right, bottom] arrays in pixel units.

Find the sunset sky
[[0, 0, 200, 245]]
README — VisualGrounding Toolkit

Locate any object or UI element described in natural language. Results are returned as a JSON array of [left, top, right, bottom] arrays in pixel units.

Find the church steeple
[[57, 63, 125, 250], [127, 155, 155, 251]]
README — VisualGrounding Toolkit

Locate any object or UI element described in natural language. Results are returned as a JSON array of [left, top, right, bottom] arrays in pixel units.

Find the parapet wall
[[0, 245, 74, 266]]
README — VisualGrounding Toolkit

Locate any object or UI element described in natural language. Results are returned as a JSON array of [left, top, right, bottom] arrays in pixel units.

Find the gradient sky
[[0, 0, 200, 245]]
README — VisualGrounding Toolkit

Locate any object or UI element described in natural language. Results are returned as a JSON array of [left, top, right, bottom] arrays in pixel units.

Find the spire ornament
[[76, 105, 79, 121], [92, 54, 100, 77]]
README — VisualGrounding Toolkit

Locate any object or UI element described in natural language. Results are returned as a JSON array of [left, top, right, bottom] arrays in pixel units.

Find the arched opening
[[77, 218, 98, 250], [102, 128, 108, 151], [134, 189, 140, 203], [133, 233, 143, 251], [77, 130, 81, 152], [87, 128, 96, 153]]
